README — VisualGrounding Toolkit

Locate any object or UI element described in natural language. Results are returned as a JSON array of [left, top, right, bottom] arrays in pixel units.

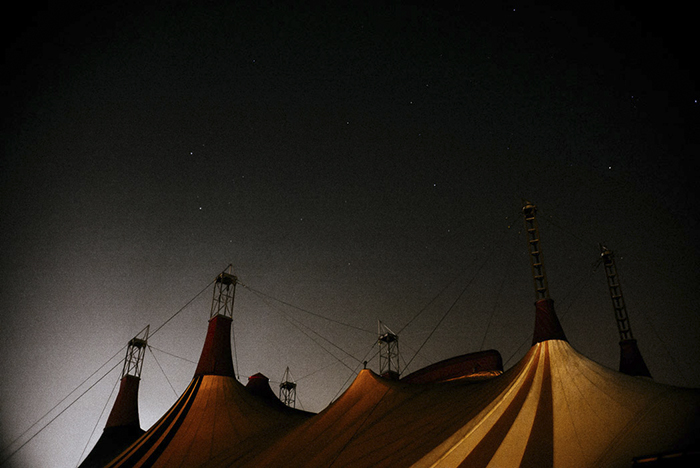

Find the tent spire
[[105, 325, 149, 429], [78, 326, 148, 468], [194, 265, 237, 377], [600, 245, 652, 378], [522, 201, 567, 344]]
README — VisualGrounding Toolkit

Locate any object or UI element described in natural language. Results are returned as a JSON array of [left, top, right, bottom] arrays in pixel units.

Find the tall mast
[[194, 265, 237, 378], [78, 326, 148, 468], [210, 264, 238, 319], [120, 325, 149, 380], [106, 325, 149, 429], [279, 367, 297, 408], [522, 201, 567, 344], [522, 201, 549, 300], [378, 320, 400, 379], [599, 245, 652, 378]]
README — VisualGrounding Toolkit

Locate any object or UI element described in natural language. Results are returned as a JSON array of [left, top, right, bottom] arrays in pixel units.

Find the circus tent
[[94, 281, 700, 468], [103, 292, 313, 468], [78, 204, 700, 467]]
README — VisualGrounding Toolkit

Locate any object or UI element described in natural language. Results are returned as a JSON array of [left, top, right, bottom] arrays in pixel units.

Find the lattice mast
[[194, 265, 238, 378], [121, 325, 149, 379], [378, 321, 400, 379], [599, 245, 652, 377], [279, 367, 297, 408], [522, 201, 567, 344], [211, 265, 238, 319], [106, 325, 150, 429], [522, 201, 549, 300]]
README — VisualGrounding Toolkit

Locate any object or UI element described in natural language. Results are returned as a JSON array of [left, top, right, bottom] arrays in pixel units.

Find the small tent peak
[[246, 372, 277, 399], [105, 324, 149, 428]]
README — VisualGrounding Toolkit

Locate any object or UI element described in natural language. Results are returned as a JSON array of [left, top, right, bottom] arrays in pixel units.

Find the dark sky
[[2, 2, 698, 466]]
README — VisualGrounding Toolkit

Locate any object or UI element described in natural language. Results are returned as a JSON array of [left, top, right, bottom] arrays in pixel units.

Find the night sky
[[2, 2, 698, 467]]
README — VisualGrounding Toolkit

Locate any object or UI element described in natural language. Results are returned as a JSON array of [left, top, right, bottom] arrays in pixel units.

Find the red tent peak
[[194, 314, 235, 377], [532, 298, 568, 345]]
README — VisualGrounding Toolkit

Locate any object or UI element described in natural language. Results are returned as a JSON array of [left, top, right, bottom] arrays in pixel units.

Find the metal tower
[[279, 367, 297, 408], [522, 201, 549, 300], [378, 321, 400, 379], [121, 325, 149, 379], [210, 265, 237, 319], [599, 245, 652, 378], [195, 265, 238, 378], [522, 201, 567, 344]]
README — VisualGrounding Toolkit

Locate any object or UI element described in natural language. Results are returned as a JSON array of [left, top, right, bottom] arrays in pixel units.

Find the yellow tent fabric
[[206, 340, 699, 468], [415, 340, 700, 468]]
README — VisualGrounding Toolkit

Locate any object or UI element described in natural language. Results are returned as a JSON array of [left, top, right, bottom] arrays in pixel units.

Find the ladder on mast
[[599, 245, 652, 378]]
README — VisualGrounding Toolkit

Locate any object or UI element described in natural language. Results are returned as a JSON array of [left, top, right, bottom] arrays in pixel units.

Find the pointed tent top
[[246, 373, 278, 402], [532, 298, 568, 345], [193, 266, 238, 377], [107, 325, 150, 427], [194, 313, 235, 377], [78, 330, 148, 468], [104, 375, 142, 429]]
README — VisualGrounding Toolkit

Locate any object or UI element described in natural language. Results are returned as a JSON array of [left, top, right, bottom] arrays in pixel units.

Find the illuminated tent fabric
[[207, 365, 521, 467], [414, 339, 700, 467], [105, 315, 312, 468], [205, 298, 700, 468]]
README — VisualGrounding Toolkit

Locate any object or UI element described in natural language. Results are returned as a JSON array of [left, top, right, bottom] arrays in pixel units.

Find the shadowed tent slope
[[78, 375, 145, 468]]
